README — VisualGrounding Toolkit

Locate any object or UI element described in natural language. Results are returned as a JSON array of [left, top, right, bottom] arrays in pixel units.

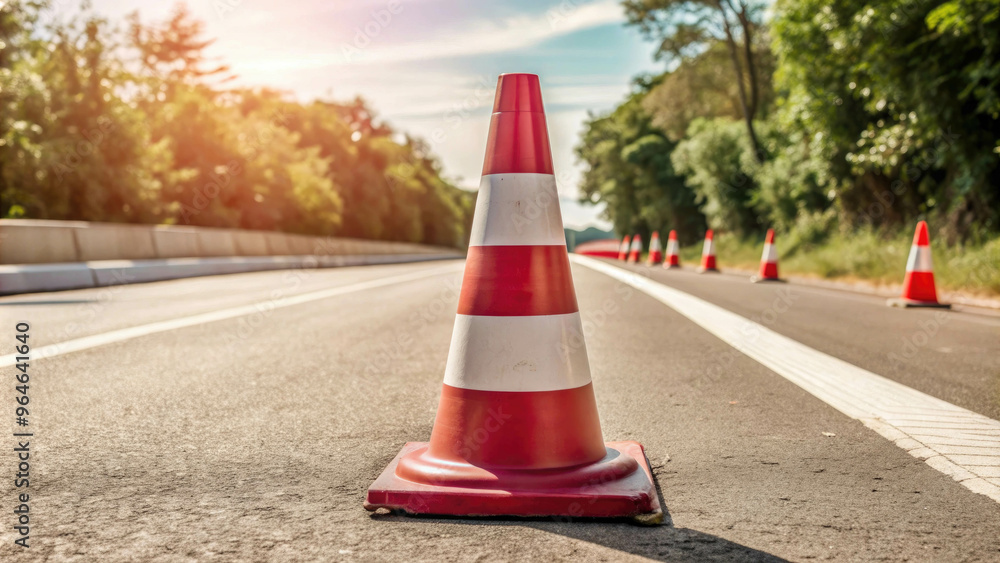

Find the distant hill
[[565, 227, 615, 251]]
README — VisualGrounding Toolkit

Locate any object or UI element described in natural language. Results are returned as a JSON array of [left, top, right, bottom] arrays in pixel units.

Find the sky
[[73, 0, 665, 230]]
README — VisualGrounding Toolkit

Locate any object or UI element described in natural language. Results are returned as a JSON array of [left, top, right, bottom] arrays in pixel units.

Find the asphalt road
[[1, 259, 999, 562]]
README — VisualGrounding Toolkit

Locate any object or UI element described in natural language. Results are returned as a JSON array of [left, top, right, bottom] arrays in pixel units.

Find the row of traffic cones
[[616, 229, 728, 275], [616, 223, 948, 307]]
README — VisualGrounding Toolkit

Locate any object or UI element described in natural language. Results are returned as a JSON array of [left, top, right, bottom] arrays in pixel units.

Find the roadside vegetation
[[1, 2, 474, 247], [581, 0, 1000, 295]]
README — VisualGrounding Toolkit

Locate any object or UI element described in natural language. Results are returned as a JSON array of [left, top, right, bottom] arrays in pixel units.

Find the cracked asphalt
[[1, 259, 999, 561]]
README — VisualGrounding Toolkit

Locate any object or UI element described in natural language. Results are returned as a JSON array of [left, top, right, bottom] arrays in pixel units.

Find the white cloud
[[231, 0, 624, 73]]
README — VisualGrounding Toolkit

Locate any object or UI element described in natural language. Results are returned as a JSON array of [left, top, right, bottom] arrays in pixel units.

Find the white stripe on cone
[[905, 244, 934, 272], [443, 313, 592, 392], [619, 238, 630, 254], [761, 243, 777, 263], [667, 238, 679, 256], [702, 238, 715, 257], [630, 237, 642, 252], [468, 174, 565, 246], [649, 236, 662, 253]]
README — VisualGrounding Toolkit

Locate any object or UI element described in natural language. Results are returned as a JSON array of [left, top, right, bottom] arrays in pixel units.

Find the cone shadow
[[368, 466, 787, 562]]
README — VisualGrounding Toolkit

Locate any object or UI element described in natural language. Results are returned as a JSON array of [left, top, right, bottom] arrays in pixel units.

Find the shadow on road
[[369, 476, 787, 562]]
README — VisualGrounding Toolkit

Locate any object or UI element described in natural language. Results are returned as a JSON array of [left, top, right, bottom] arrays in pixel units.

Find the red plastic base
[[365, 441, 662, 521]]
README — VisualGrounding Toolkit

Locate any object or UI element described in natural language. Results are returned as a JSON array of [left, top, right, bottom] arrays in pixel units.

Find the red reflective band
[[759, 262, 779, 280], [423, 383, 606, 470], [482, 113, 554, 175], [492, 74, 545, 113], [458, 245, 578, 316], [903, 271, 938, 302]]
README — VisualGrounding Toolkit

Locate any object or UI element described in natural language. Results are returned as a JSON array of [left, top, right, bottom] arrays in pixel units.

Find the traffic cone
[[647, 231, 663, 265], [887, 221, 950, 308], [751, 229, 783, 282], [699, 229, 718, 273], [627, 234, 643, 263], [365, 73, 662, 522], [618, 235, 631, 261], [664, 230, 680, 269]]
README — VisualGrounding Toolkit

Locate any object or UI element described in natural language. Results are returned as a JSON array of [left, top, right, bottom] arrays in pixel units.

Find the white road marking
[[572, 254, 1000, 503], [0, 262, 464, 368]]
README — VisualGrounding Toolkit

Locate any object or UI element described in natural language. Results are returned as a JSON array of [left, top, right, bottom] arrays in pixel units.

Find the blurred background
[[2, 0, 998, 294]]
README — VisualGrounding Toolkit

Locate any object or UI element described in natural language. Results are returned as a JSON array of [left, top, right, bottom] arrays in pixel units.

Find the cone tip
[[493, 74, 545, 113], [668, 230, 677, 240], [914, 221, 930, 246], [765, 228, 775, 243], [705, 229, 714, 240]]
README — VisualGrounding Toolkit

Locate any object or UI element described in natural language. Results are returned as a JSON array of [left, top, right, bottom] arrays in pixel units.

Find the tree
[[623, 0, 769, 161], [577, 76, 704, 241], [771, 0, 1000, 238]]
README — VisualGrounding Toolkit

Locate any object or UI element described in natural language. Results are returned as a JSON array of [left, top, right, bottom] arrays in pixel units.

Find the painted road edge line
[[0, 262, 465, 368], [571, 254, 1000, 503]]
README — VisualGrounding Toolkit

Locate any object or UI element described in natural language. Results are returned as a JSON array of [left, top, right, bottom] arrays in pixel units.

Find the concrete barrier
[[0, 219, 82, 264], [232, 230, 269, 256], [0, 219, 464, 294], [196, 229, 238, 257], [75, 223, 157, 261], [151, 226, 203, 258]]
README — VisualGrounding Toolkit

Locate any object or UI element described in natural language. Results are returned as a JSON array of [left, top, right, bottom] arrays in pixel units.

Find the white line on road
[[0, 262, 465, 368], [572, 255, 1000, 503]]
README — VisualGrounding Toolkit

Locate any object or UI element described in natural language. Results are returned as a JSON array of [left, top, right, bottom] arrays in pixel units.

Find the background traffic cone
[[627, 234, 643, 263], [647, 231, 663, 265], [751, 229, 783, 282], [664, 230, 680, 269], [618, 235, 631, 261], [365, 73, 661, 522], [699, 229, 719, 273], [888, 221, 950, 308]]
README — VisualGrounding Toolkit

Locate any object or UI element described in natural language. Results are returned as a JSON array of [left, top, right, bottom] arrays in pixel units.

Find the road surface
[[1, 258, 999, 561]]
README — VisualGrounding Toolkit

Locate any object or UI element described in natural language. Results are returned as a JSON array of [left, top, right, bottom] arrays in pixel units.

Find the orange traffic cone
[[887, 221, 950, 308], [618, 235, 631, 261], [627, 234, 643, 263], [365, 73, 661, 522], [647, 231, 663, 265], [699, 229, 718, 273], [751, 229, 783, 282], [664, 230, 680, 269]]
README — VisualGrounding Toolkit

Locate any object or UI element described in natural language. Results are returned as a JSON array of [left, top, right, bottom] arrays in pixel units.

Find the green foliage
[[581, 0, 999, 293], [670, 117, 763, 235], [576, 77, 704, 241], [771, 0, 1000, 238], [0, 2, 471, 248]]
